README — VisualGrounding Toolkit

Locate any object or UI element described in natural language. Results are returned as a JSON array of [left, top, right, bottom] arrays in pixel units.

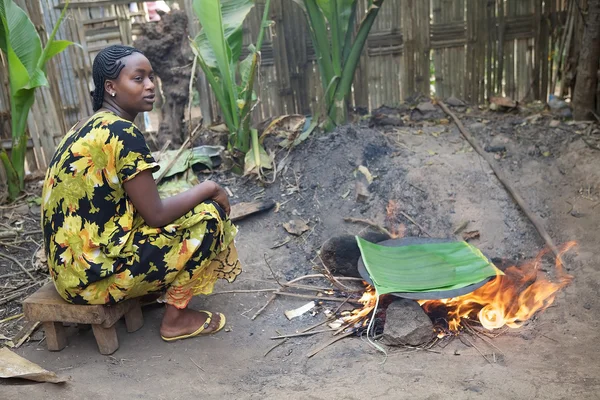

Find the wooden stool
[[23, 283, 144, 355]]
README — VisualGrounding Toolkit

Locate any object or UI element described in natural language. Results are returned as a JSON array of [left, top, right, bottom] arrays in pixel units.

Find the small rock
[[527, 145, 541, 156], [29, 205, 41, 217], [445, 96, 465, 107], [489, 96, 517, 110], [416, 102, 436, 113], [549, 120, 560, 128], [468, 122, 486, 131], [484, 145, 506, 153], [524, 113, 543, 124], [383, 299, 435, 346]]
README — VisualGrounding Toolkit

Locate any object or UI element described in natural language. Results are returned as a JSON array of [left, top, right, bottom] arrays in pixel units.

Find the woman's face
[[106, 52, 156, 114]]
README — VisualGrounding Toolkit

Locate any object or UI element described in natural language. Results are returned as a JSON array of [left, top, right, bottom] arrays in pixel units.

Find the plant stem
[[330, 0, 385, 126]]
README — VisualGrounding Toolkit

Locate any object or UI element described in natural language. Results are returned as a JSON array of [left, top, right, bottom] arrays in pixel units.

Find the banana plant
[[292, 0, 384, 130], [190, 0, 272, 176], [0, 0, 74, 200]]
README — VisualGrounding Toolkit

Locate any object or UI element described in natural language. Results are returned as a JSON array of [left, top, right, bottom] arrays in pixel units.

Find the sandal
[[161, 311, 226, 342]]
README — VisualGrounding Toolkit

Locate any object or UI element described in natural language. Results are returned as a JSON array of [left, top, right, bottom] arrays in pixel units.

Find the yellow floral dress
[[41, 111, 241, 309]]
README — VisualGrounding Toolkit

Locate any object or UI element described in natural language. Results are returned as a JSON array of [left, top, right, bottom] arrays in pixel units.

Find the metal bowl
[[357, 237, 494, 300]]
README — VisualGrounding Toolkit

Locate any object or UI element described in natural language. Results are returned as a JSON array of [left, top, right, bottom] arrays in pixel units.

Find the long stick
[[306, 331, 354, 358], [274, 291, 361, 304], [264, 318, 333, 357], [343, 217, 393, 237], [439, 101, 564, 262], [270, 329, 335, 340], [399, 211, 431, 237], [0, 252, 36, 281]]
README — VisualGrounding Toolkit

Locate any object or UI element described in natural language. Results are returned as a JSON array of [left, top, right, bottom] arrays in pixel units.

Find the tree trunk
[[572, 0, 600, 120]]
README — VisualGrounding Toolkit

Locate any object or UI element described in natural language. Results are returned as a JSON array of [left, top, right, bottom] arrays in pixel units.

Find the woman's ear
[[104, 80, 116, 97]]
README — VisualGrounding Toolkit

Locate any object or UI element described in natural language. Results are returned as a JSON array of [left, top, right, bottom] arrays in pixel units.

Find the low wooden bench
[[22, 283, 144, 355]]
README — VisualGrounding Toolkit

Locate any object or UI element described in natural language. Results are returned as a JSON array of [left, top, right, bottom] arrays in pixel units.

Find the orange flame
[[341, 286, 377, 326], [419, 241, 577, 331]]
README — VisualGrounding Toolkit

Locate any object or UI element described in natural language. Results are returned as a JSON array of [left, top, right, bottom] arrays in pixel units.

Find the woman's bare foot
[[160, 304, 223, 339]]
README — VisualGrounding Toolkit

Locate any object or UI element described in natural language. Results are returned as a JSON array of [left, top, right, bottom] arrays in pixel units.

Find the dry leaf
[[0, 348, 68, 383], [283, 220, 310, 236], [462, 230, 481, 241]]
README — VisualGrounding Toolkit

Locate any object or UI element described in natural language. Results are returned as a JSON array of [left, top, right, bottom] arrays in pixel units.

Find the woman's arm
[[123, 170, 230, 228]]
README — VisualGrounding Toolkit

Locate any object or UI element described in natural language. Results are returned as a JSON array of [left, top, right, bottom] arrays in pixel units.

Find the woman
[[41, 45, 241, 341]]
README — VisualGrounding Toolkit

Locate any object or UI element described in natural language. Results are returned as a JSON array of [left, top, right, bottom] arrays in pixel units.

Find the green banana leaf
[[356, 237, 502, 295], [0, 0, 74, 199], [193, 0, 253, 71]]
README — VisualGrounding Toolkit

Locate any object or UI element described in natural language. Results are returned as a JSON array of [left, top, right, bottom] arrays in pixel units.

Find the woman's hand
[[124, 172, 231, 227], [209, 182, 231, 216]]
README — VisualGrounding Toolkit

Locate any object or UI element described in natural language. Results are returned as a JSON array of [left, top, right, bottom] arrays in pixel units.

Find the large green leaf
[[356, 237, 502, 295], [316, 0, 356, 50], [192, 0, 253, 70], [0, 0, 43, 93], [192, 0, 254, 129], [43, 40, 73, 66], [0, 0, 73, 199]]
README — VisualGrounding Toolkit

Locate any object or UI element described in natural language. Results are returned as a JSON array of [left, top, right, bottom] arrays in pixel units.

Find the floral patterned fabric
[[41, 111, 241, 308]]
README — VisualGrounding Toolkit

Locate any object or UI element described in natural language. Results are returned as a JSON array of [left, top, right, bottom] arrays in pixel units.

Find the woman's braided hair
[[90, 44, 143, 111]]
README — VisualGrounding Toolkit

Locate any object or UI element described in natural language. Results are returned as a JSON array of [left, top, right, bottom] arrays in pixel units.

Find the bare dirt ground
[[1, 101, 599, 399]]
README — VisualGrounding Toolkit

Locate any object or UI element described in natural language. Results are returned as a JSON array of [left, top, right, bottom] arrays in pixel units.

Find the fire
[[340, 286, 377, 326], [419, 241, 576, 332]]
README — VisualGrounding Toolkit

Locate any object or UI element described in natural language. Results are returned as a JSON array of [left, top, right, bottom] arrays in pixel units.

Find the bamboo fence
[[0, 0, 575, 175]]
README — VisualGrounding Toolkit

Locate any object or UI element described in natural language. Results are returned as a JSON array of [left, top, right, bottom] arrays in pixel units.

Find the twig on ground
[[464, 323, 504, 355], [0, 268, 38, 279], [189, 357, 206, 382], [12, 321, 41, 348], [332, 297, 351, 314], [581, 137, 600, 151], [0, 313, 23, 324], [210, 288, 278, 295], [0, 194, 28, 208], [306, 331, 354, 358], [315, 254, 364, 293], [439, 101, 567, 263], [343, 217, 393, 237], [30, 242, 42, 272], [270, 329, 335, 340], [0, 230, 19, 239], [264, 318, 333, 357], [461, 335, 492, 364], [286, 274, 365, 284], [251, 274, 364, 320], [0, 251, 36, 281], [399, 211, 432, 237], [0, 280, 47, 305], [264, 253, 284, 287], [251, 293, 277, 320], [22, 230, 42, 236], [0, 241, 28, 251], [274, 291, 361, 303]]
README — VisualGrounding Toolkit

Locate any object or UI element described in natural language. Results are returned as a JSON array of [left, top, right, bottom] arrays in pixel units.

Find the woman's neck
[[99, 102, 137, 122]]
